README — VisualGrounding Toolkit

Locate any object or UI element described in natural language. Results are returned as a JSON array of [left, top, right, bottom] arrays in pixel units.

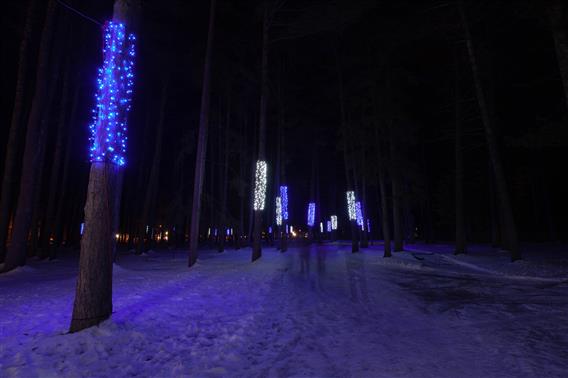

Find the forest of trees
[[1, 0, 567, 331]]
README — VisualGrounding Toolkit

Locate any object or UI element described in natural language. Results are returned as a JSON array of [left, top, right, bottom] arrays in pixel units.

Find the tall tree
[[459, 0, 520, 261], [188, 0, 216, 267], [547, 0, 568, 114], [2, 0, 57, 271], [251, 4, 271, 262], [137, 78, 168, 254], [0, 0, 38, 263], [70, 0, 140, 332], [454, 48, 466, 255]]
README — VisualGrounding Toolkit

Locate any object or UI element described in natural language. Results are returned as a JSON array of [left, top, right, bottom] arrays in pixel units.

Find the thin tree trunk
[[3, 0, 57, 272], [70, 0, 140, 332], [459, 0, 520, 260], [188, 0, 216, 267], [454, 49, 466, 255], [334, 44, 358, 253], [252, 6, 270, 262], [0, 0, 37, 263], [42, 42, 72, 259], [53, 79, 80, 252], [389, 121, 403, 252], [548, 0, 568, 114], [218, 94, 231, 253], [138, 79, 168, 254], [360, 151, 369, 248], [374, 127, 391, 257]]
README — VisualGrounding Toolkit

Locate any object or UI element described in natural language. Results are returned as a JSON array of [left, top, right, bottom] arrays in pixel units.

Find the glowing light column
[[253, 161, 267, 211], [307, 202, 316, 227], [275, 196, 282, 226], [331, 215, 338, 230], [280, 186, 288, 221], [89, 22, 136, 166], [355, 201, 364, 231], [346, 191, 356, 221]]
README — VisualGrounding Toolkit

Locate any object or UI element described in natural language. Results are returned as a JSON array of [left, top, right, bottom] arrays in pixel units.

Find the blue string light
[[356, 201, 364, 230], [89, 21, 136, 166], [279, 186, 288, 221], [307, 202, 316, 227]]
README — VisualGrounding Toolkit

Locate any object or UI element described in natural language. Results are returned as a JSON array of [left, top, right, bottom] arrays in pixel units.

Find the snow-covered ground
[[1, 242, 567, 377]]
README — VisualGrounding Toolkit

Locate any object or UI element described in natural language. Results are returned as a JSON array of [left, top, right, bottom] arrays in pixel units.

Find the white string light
[[346, 191, 356, 221], [275, 196, 282, 226], [331, 215, 338, 230], [253, 160, 267, 211]]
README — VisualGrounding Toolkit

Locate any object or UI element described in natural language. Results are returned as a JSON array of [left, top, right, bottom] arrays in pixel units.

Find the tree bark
[[389, 121, 403, 252], [218, 94, 231, 253], [459, 0, 520, 261], [252, 5, 270, 262], [547, 0, 568, 114], [70, 163, 119, 332], [0, 0, 37, 263], [2, 0, 57, 272], [138, 79, 168, 254], [454, 49, 466, 255], [188, 0, 216, 267], [70, 0, 140, 332]]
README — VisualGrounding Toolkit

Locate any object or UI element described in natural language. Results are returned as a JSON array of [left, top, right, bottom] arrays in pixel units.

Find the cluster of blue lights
[[89, 21, 136, 166], [307, 202, 316, 227], [279, 186, 288, 221], [356, 201, 364, 229], [355, 201, 362, 225]]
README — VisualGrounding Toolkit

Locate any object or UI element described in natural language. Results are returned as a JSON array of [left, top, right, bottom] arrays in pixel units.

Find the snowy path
[[1, 244, 567, 377]]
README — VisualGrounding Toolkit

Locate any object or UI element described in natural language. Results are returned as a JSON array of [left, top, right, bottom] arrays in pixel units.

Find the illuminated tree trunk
[[252, 6, 269, 262], [0, 0, 37, 264], [70, 0, 140, 332], [2, 0, 57, 272], [459, 1, 520, 261], [188, 0, 216, 267]]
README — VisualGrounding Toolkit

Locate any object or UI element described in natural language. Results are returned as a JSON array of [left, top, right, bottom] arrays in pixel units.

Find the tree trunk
[[2, 0, 57, 272], [70, 0, 140, 332], [375, 128, 391, 257], [0, 0, 37, 263], [218, 94, 231, 253], [138, 79, 168, 254], [459, 0, 520, 261], [334, 45, 358, 253], [53, 81, 81, 252], [252, 6, 270, 262], [70, 163, 119, 332], [188, 0, 216, 267], [41, 43, 72, 259], [548, 0, 568, 114], [389, 122, 403, 252], [454, 49, 466, 255]]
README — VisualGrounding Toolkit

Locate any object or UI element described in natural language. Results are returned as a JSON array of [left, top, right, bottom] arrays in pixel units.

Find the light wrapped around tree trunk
[[70, 11, 137, 332]]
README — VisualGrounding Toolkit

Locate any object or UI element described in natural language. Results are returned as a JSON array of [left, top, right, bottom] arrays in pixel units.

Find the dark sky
[[1, 0, 567, 242]]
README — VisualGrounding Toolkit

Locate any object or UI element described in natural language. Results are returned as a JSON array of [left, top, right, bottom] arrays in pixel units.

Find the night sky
[[1, 0, 567, 245]]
